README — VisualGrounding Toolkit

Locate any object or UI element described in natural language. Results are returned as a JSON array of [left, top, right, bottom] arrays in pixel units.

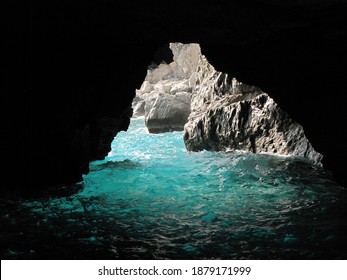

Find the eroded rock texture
[[182, 46, 323, 164], [133, 43, 200, 133], [137, 42, 322, 164], [185, 90, 323, 165]]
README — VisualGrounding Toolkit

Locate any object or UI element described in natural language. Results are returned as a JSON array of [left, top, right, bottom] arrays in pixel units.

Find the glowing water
[[1, 117, 346, 259]]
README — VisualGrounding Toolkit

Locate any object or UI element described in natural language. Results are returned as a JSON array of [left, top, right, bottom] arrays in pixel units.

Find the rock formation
[[182, 46, 323, 164], [10, 0, 345, 191], [136, 42, 323, 165], [184, 88, 323, 164], [133, 43, 200, 133]]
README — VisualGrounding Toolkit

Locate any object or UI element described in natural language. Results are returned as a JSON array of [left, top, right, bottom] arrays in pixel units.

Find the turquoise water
[[1, 117, 347, 259]]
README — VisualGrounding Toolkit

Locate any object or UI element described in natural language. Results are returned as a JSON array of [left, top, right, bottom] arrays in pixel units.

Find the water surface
[[1, 117, 346, 259]]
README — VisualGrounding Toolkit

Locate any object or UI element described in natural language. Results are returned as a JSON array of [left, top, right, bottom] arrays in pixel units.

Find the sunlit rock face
[[184, 44, 323, 164], [185, 88, 323, 165], [137, 42, 322, 164], [183, 44, 322, 164], [133, 43, 201, 133]]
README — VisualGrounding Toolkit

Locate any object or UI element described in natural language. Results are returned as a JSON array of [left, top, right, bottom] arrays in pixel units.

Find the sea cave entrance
[[1, 42, 346, 260]]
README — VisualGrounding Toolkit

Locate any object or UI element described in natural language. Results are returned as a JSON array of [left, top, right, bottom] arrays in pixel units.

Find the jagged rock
[[184, 91, 323, 164], [183, 53, 323, 164], [132, 43, 200, 132], [135, 42, 323, 164]]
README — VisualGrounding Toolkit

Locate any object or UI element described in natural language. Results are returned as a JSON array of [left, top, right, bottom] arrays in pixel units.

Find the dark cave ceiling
[[4, 0, 347, 189]]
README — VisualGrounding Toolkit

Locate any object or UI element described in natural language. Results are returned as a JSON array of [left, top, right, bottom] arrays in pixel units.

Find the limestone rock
[[132, 43, 200, 132], [131, 96, 146, 118], [184, 83, 323, 165], [161, 43, 323, 165], [146, 92, 191, 133]]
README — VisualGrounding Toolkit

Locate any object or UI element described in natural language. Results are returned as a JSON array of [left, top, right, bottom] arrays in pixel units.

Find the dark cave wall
[[15, 0, 347, 191], [30, 42, 155, 188]]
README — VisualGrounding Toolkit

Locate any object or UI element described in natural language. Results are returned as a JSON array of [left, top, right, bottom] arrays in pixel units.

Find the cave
[[3, 0, 347, 259], [12, 0, 346, 190], [4, 1, 346, 191]]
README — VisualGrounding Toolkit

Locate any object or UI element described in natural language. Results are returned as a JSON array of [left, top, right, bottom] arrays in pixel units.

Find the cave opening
[[5, 39, 347, 259], [66, 42, 346, 259], [3, 0, 347, 262]]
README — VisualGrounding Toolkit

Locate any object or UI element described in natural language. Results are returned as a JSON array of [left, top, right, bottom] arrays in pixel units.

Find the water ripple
[[1, 117, 347, 259]]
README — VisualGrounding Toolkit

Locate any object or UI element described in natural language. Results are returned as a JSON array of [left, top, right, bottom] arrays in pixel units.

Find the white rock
[[132, 43, 202, 131]]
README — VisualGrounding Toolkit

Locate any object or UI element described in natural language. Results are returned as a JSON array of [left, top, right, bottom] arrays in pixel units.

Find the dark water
[[1, 117, 347, 259]]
